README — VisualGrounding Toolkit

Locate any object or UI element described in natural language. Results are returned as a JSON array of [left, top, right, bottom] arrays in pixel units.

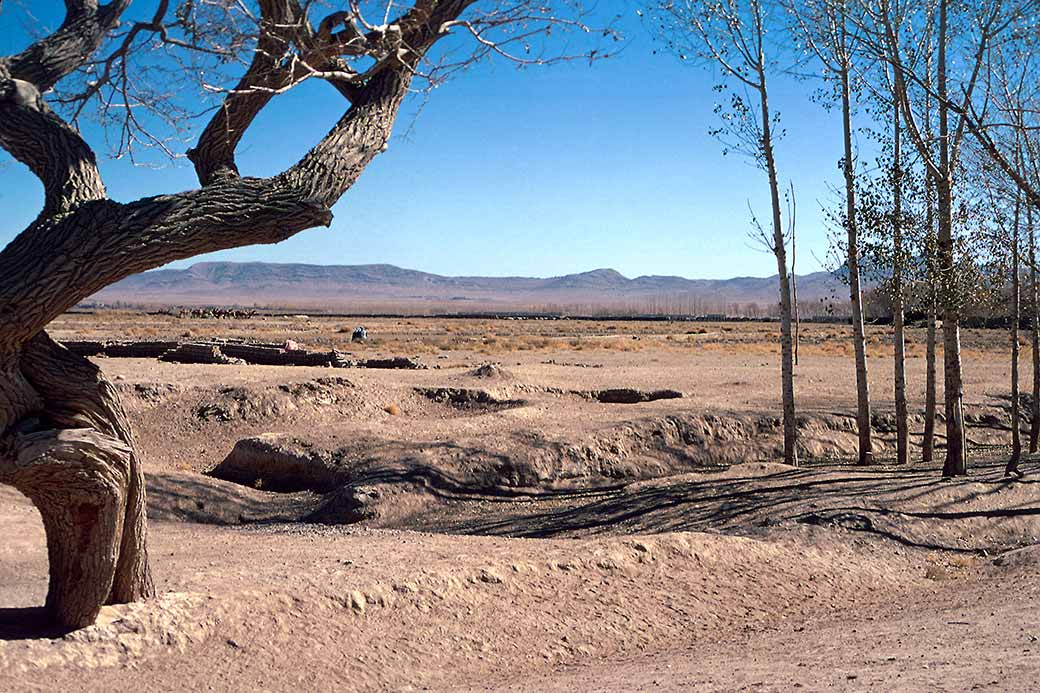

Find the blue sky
[[0, 2, 858, 280]]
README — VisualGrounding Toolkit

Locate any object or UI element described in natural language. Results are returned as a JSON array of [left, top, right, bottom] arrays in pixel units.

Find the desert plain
[[2, 312, 1039, 691]]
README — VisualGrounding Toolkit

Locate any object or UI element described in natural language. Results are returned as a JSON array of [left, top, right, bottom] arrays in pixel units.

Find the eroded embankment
[[165, 402, 1022, 529], [106, 369, 1030, 532]]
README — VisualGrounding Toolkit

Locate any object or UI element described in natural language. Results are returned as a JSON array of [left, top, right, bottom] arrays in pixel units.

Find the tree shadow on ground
[[437, 456, 1040, 555], [0, 607, 74, 641], [147, 471, 321, 524], [146, 431, 1040, 559], [147, 439, 629, 527]]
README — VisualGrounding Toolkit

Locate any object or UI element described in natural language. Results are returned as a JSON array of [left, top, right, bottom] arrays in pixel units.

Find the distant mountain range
[[89, 262, 850, 313]]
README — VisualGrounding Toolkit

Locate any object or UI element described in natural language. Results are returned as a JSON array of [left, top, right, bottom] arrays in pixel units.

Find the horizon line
[[159, 259, 839, 284]]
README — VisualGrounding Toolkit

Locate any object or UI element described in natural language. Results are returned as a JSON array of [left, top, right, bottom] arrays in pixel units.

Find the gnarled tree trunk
[[1, 0, 471, 628], [0, 334, 155, 627]]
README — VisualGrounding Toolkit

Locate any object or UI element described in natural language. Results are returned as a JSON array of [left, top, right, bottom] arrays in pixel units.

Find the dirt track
[[2, 316, 1039, 691]]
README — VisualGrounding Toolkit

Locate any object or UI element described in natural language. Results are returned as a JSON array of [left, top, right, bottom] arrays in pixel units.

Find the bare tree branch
[[2, 0, 131, 91]]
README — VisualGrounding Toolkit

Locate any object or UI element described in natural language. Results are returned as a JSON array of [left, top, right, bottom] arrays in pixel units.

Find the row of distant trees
[[87, 296, 843, 318], [649, 0, 1040, 477], [86, 291, 1030, 321]]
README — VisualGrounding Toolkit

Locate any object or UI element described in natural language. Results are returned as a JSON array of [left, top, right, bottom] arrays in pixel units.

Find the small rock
[[349, 591, 367, 612], [478, 569, 504, 584]]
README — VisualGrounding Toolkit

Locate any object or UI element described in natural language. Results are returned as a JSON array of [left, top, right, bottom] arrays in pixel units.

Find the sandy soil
[[2, 314, 1039, 691]]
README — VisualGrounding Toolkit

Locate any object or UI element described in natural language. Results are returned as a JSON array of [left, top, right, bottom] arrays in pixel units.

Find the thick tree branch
[[2, 0, 130, 92], [187, 0, 315, 184], [0, 185, 327, 354], [0, 2, 475, 355], [281, 65, 413, 206], [0, 61, 416, 352], [188, 0, 473, 186], [0, 66, 106, 216]]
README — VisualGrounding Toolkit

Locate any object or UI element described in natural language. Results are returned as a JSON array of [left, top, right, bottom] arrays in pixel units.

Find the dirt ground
[[2, 313, 1039, 691]]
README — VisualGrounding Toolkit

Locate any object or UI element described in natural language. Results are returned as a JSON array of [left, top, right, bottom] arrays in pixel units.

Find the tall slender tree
[[1008, 191, 1024, 475], [960, 24, 1040, 459], [790, 0, 873, 465], [863, 0, 1011, 476], [920, 11, 939, 464], [890, 92, 910, 465], [651, 0, 799, 465], [1030, 204, 1040, 454], [922, 178, 940, 463]]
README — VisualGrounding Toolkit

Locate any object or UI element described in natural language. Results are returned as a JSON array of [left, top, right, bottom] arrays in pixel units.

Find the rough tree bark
[[891, 96, 909, 466], [1030, 204, 1040, 454], [1007, 195, 1023, 475], [0, 0, 473, 628]]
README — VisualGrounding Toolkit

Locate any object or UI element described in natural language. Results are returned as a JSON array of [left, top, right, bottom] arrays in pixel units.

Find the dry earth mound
[[415, 387, 527, 411], [470, 362, 515, 380], [193, 377, 359, 423]]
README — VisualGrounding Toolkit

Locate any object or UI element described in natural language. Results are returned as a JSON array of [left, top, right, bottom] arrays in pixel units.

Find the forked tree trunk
[[1007, 196, 1023, 475], [891, 95, 909, 465], [840, 65, 873, 466]]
